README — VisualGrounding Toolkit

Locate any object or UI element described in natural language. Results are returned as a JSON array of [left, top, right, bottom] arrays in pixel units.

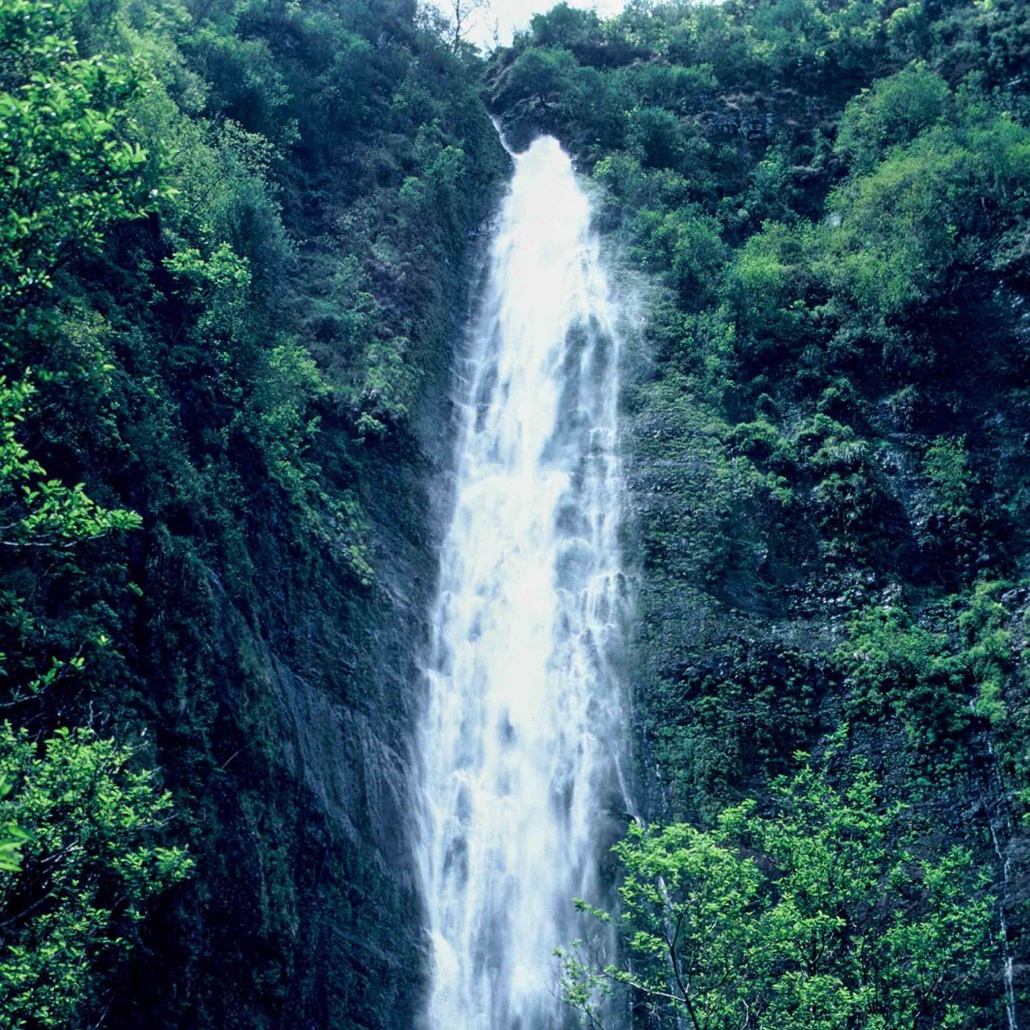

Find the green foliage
[[828, 95, 1030, 321], [916, 435, 985, 567], [834, 603, 966, 747], [0, 0, 507, 1023], [724, 223, 825, 362], [0, 373, 140, 710], [243, 340, 328, 504], [183, 23, 293, 147], [628, 370, 738, 586], [398, 122, 469, 237], [561, 742, 994, 1030], [626, 106, 684, 170], [0, 780, 29, 873], [613, 62, 716, 116], [633, 205, 727, 305], [502, 46, 580, 108], [726, 418, 794, 467], [0, 724, 191, 1029], [834, 584, 1020, 749], [654, 646, 816, 822], [797, 414, 891, 557], [529, 2, 600, 52], [924, 436, 974, 522], [834, 63, 951, 172], [0, 376, 142, 550], [0, 0, 152, 312], [957, 580, 1014, 727]]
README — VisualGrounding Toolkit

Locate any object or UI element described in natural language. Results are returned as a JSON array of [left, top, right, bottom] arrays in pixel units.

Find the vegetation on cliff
[[0, 0, 505, 1024], [1, 0, 1029, 1023], [562, 739, 994, 1029], [488, 0, 1029, 1023]]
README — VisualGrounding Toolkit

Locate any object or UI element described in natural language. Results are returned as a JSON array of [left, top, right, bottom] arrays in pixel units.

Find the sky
[[457, 0, 628, 49]]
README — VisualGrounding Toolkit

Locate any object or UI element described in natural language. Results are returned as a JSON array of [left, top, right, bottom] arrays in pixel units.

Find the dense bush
[[562, 742, 994, 1029], [489, 1, 1030, 1022], [0, 0, 506, 1022]]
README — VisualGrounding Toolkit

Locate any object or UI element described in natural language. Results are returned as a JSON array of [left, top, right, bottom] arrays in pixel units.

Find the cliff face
[[116, 428, 464, 1028], [0, 0, 508, 1025], [5, 0, 1030, 1024], [490, 0, 1030, 1022]]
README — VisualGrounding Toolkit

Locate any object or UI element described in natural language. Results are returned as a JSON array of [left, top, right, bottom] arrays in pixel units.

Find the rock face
[[478, 5, 1030, 1019], [616, 282, 1030, 1024], [103, 251, 505, 1029]]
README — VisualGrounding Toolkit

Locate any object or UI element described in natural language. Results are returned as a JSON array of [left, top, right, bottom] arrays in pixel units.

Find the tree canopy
[[562, 741, 994, 1029]]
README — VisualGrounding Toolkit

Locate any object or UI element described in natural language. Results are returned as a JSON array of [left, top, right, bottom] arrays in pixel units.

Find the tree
[[501, 47, 580, 108], [0, 0, 152, 317], [834, 64, 951, 173], [0, 371, 142, 706], [0, 376, 141, 553], [445, 0, 492, 50], [560, 735, 995, 1029], [0, 725, 192, 1030]]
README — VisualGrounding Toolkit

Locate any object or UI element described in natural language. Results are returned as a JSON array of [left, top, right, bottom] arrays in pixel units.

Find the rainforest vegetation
[[489, 0, 1029, 1023], [0, 0, 1027, 1025], [0, 0, 506, 1024]]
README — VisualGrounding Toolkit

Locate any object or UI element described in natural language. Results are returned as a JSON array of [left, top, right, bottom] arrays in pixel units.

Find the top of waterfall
[[511, 134, 564, 162], [492, 120, 562, 160], [502, 136, 592, 252]]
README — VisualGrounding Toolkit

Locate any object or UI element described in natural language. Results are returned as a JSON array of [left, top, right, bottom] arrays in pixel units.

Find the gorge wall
[[1, 0, 1029, 1026], [0, 0, 506, 1025], [490, 0, 1030, 1024]]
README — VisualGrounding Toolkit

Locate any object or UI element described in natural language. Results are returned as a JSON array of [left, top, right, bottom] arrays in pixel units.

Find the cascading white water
[[419, 135, 632, 1028]]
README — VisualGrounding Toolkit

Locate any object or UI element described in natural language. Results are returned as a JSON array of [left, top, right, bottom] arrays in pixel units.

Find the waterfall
[[418, 135, 632, 1028]]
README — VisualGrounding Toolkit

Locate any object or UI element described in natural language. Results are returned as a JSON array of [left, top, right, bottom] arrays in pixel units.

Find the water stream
[[418, 135, 632, 1028]]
